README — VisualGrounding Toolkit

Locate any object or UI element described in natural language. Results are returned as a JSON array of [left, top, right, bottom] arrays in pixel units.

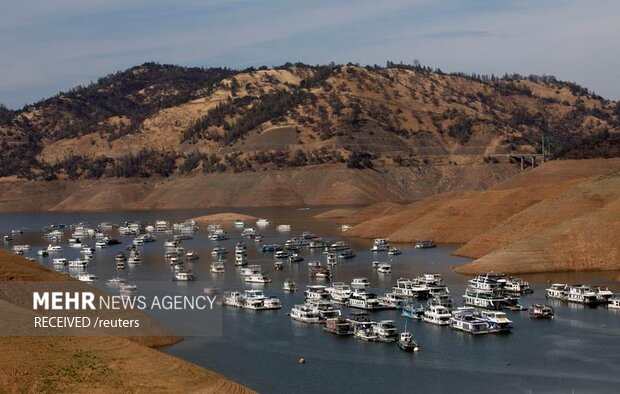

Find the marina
[[1, 207, 619, 393]]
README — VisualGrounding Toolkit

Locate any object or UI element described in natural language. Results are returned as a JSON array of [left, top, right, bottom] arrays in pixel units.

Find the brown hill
[[344, 158, 620, 273], [0, 249, 254, 393], [1, 62, 618, 182]]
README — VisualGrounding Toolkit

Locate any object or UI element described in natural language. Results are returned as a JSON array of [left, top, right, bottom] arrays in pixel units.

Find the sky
[[1, 0, 619, 108]]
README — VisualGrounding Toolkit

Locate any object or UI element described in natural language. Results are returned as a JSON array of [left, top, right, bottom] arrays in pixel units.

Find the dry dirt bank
[[0, 249, 255, 393], [0, 163, 516, 212], [341, 159, 620, 274]]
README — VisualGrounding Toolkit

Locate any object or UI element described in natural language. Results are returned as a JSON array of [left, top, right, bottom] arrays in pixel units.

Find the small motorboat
[[288, 254, 303, 263], [398, 331, 420, 352], [387, 247, 402, 256]]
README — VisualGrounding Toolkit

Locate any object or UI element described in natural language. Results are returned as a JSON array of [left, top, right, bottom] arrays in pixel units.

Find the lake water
[[2, 207, 619, 393]]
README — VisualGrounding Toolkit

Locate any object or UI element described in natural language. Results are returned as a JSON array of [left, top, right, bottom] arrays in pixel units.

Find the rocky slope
[[340, 159, 620, 273]]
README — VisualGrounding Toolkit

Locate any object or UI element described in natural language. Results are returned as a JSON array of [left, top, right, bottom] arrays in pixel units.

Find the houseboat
[[222, 291, 245, 308], [46, 244, 62, 253], [377, 293, 406, 309], [283, 279, 297, 292], [351, 277, 371, 288], [308, 239, 328, 249], [387, 247, 402, 256], [326, 282, 353, 304], [289, 304, 321, 323], [52, 258, 68, 266], [546, 283, 568, 301], [371, 238, 390, 252], [450, 307, 489, 335], [566, 285, 598, 305], [504, 277, 533, 294], [415, 240, 436, 249], [372, 320, 399, 342], [276, 224, 291, 232], [127, 251, 142, 265], [304, 285, 331, 302], [211, 246, 227, 257], [76, 273, 98, 282], [210, 262, 225, 273], [462, 288, 511, 310], [324, 317, 355, 335], [353, 321, 377, 341], [413, 274, 450, 295], [274, 250, 290, 259], [234, 251, 248, 266], [348, 289, 384, 310], [243, 290, 281, 310], [392, 278, 431, 299], [468, 273, 506, 292], [173, 270, 195, 281], [529, 304, 554, 319], [68, 259, 88, 269], [593, 286, 614, 304], [478, 310, 513, 333], [423, 304, 452, 326], [240, 265, 262, 276], [338, 249, 356, 259], [245, 273, 271, 284], [309, 264, 331, 279]]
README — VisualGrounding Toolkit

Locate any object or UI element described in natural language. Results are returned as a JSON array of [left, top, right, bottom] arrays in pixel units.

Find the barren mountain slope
[[0, 162, 517, 212]]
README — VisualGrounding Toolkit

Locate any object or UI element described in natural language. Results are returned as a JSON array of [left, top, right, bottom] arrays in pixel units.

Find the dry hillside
[[0, 162, 517, 212], [1, 62, 618, 181], [341, 159, 620, 274]]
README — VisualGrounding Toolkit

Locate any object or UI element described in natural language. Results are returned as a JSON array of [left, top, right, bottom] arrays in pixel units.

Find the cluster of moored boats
[[545, 283, 618, 307], [4, 218, 620, 353], [3, 219, 201, 291]]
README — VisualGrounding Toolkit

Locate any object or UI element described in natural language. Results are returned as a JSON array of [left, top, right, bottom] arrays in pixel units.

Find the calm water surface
[[2, 207, 619, 393]]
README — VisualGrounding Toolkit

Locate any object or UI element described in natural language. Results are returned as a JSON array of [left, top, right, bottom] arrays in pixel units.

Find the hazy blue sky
[[1, 0, 619, 108]]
